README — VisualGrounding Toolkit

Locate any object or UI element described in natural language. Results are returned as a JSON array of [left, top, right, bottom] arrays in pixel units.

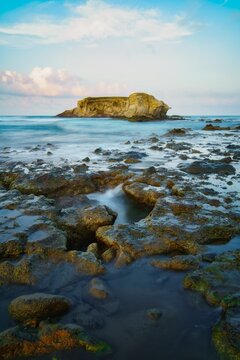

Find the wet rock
[[184, 250, 240, 358], [166, 142, 191, 151], [164, 128, 187, 136], [213, 306, 240, 359], [202, 253, 217, 263], [0, 321, 110, 359], [88, 278, 111, 299], [203, 124, 231, 131], [87, 242, 99, 257], [97, 194, 238, 263], [171, 185, 185, 197], [146, 308, 162, 320], [0, 255, 39, 285], [123, 182, 165, 206], [184, 250, 240, 308], [11, 172, 96, 196], [94, 147, 103, 154], [152, 255, 201, 271], [0, 236, 25, 258], [66, 251, 105, 275], [58, 204, 117, 250], [9, 293, 71, 322], [124, 157, 141, 164], [196, 224, 237, 245], [181, 160, 236, 175], [115, 250, 133, 268], [26, 224, 67, 256], [92, 168, 133, 189], [101, 248, 116, 263], [72, 164, 89, 173]]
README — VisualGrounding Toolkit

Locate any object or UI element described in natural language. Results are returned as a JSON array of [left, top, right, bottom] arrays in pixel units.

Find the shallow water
[[88, 185, 152, 224], [0, 115, 240, 360], [0, 115, 239, 162]]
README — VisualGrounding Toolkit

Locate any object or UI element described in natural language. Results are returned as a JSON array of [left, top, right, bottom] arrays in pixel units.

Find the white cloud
[[0, 0, 199, 45], [0, 67, 128, 97]]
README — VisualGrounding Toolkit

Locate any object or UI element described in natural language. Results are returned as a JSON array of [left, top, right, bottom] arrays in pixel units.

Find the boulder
[[57, 93, 170, 121], [8, 293, 71, 322], [180, 160, 236, 175]]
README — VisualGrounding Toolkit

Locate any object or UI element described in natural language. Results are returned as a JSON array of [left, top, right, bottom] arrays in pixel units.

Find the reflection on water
[[88, 185, 152, 224]]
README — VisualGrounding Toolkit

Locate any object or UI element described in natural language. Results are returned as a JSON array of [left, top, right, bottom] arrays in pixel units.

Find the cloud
[[0, 0, 200, 45], [0, 67, 128, 97]]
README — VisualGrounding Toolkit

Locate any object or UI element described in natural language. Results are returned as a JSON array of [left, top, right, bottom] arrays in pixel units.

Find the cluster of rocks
[[0, 124, 239, 359], [0, 292, 110, 359]]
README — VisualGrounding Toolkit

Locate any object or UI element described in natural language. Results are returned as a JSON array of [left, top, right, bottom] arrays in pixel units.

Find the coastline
[[0, 115, 239, 359]]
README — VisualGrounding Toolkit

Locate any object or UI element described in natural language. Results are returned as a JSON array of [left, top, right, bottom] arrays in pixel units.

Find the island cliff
[[57, 93, 170, 121]]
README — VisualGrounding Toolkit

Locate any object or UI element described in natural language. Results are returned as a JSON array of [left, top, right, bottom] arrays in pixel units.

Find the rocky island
[[57, 92, 170, 121]]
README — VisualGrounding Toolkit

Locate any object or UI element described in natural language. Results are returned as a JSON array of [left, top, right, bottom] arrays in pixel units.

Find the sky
[[0, 0, 239, 115]]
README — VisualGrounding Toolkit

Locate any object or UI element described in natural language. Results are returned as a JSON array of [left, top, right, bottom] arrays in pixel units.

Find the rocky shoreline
[[0, 119, 239, 359]]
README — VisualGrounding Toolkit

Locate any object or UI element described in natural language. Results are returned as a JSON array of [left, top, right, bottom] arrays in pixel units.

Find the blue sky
[[0, 0, 239, 115]]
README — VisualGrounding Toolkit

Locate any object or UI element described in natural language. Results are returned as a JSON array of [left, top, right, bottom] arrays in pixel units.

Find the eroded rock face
[[57, 93, 170, 121]]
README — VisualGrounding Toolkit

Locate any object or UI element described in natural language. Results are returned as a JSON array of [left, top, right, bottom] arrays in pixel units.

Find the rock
[[146, 308, 162, 320], [184, 250, 240, 359], [58, 204, 117, 250], [124, 157, 141, 164], [184, 250, 240, 308], [203, 124, 231, 131], [115, 250, 133, 268], [11, 172, 96, 196], [152, 255, 201, 271], [181, 160, 236, 175], [171, 185, 185, 197], [0, 255, 39, 286], [123, 182, 165, 206], [8, 293, 71, 322], [57, 93, 170, 121], [164, 128, 187, 136], [26, 224, 67, 256], [97, 194, 238, 263], [0, 322, 110, 359], [92, 167, 133, 189], [101, 248, 116, 263], [213, 306, 240, 359], [0, 236, 25, 258], [66, 251, 105, 275], [87, 243, 99, 257], [88, 278, 111, 299], [166, 141, 191, 151]]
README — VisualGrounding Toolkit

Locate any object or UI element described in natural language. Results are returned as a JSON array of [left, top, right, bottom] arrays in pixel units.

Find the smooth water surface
[[0, 115, 239, 162]]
